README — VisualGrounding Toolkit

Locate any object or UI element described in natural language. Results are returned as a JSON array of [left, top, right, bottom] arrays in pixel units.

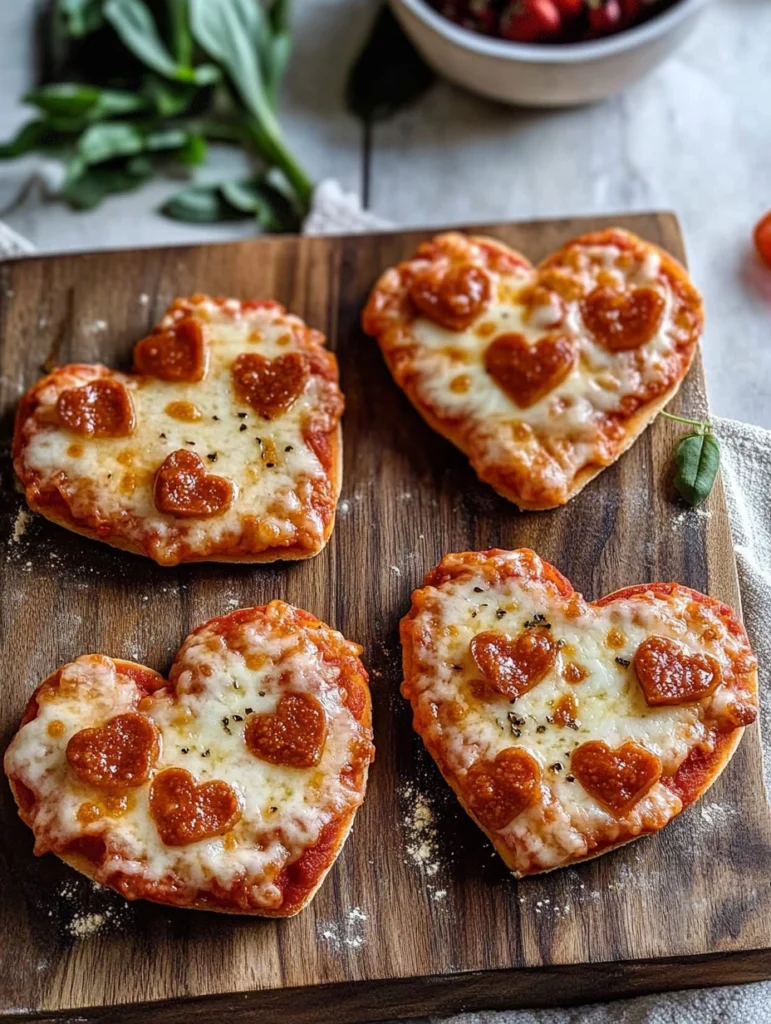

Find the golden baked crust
[[5, 603, 374, 916], [14, 296, 344, 565], [400, 549, 757, 876], [363, 230, 703, 510]]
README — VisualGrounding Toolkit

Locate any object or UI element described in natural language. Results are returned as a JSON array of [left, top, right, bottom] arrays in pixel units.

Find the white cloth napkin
[[2, 184, 769, 1022]]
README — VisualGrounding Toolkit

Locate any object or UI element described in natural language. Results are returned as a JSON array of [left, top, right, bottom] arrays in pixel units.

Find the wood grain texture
[[1, 213, 770, 1022]]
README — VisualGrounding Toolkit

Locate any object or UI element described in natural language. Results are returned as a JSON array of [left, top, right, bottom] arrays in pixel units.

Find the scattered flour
[[87, 319, 108, 334], [68, 913, 106, 939], [671, 505, 713, 530], [390, 565, 402, 576], [317, 906, 368, 951], [400, 781, 443, 880], [338, 500, 351, 515], [11, 508, 30, 543]]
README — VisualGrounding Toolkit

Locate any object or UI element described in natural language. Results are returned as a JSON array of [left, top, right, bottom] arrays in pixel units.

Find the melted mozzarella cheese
[[4, 607, 370, 911], [21, 299, 340, 563], [405, 551, 747, 873]]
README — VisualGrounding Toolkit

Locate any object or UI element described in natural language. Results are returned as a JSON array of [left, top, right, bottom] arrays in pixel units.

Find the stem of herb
[[661, 411, 712, 432]]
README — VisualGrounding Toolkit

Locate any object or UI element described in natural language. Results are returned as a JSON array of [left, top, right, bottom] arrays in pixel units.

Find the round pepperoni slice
[[580, 285, 665, 352], [245, 693, 327, 768], [484, 333, 577, 408], [571, 740, 662, 817], [409, 263, 491, 332], [57, 378, 135, 438], [66, 712, 159, 789], [466, 747, 540, 831], [134, 317, 207, 382], [149, 767, 242, 847], [634, 635, 721, 706], [231, 352, 308, 420], [470, 628, 557, 700], [153, 449, 234, 519]]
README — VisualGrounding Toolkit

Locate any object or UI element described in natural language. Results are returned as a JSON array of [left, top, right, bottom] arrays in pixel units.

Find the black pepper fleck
[[186, 440, 195, 446], [213, 415, 220, 421], [566, 774, 576, 783], [159, 433, 166, 439], [496, 609, 506, 619], [473, 586, 483, 593], [471, 611, 477, 618], [238, 412, 247, 418], [270, 806, 277, 813], [452, 664, 463, 671], [245, 707, 254, 715], [202, 749, 211, 757], [285, 445, 293, 452], [545, 715, 554, 724], [207, 453, 218, 462], [181, 747, 189, 754], [239, 424, 247, 432], [550, 762, 563, 772], [232, 714, 243, 722], [568, 721, 580, 731], [536, 725, 546, 734], [615, 656, 631, 667], [266, 462, 275, 468], [258, 691, 265, 697]]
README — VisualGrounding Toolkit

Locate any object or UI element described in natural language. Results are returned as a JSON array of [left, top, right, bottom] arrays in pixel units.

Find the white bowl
[[389, 0, 708, 106]]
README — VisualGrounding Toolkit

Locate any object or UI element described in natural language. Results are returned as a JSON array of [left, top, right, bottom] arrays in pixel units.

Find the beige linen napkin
[[1, 187, 769, 1022]]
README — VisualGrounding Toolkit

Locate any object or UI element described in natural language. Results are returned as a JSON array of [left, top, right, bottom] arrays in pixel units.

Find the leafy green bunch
[[0, 0, 311, 230]]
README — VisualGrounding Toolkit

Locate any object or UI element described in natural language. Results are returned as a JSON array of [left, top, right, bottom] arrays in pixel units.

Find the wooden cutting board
[[1, 213, 770, 1024]]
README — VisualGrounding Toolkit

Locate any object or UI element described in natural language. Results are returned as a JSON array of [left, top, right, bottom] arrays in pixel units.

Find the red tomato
[[554, 0, 585, 16], [500, 0, 562, 41], [754, 211, 771, 268], [589, 0, 622, 33]]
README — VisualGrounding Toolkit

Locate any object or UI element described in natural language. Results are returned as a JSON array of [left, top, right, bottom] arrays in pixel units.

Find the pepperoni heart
[[231, 352, 308, 420], [134, 317, 207, 382], [571, 740, 662, 816], [57, 378, 135, 438], [466, 747, 540, 830], [410, 262, 491, 331], [581, 286, 665, 352], [470, 628, 557, 699], [66, 712, 159, 789], [154, 449, 234, 519], [245, 693, 327, 768], [634, 635, 721, 706], [484, 333, 577, 408], [149, 767, 242, 847]]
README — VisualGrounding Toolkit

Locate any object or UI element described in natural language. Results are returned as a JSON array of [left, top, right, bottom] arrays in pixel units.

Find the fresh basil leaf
[[178, 131, 207, 166], [143, 75, 197, 117], [62, 159, 152, 209], [166, 0, 192, 65], [346, 6, 435, 123], [103, 0, 218, 84], [56, 0, 105, 38], [78, 122, 145, 163], [0, 121, 49, 158], [220, 178, 299, 232], [188, 0, 280, 139], [673, 431, 720, 506], [161, 182, 249, 222], [25, 84, 146, 120]]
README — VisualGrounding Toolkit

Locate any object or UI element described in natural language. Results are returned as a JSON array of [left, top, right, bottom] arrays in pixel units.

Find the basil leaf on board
[[346, 5, 435, 123], [161, 182, 250, 222], [673, 432, 720, 506]]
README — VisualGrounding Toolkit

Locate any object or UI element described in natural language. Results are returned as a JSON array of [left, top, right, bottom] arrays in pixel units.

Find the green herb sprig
[[662, 411, 721, 507], [0, 0, 310, 230]]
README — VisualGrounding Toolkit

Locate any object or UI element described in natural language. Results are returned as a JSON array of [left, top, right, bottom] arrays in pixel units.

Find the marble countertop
[[0, 0, 769, 427]]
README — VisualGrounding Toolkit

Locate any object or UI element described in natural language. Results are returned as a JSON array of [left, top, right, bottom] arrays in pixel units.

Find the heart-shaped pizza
[[4, 602, 374, 915], [13, 295, 344, 565], [400, 549, 756, 876], [362, 229, 703, 510]]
